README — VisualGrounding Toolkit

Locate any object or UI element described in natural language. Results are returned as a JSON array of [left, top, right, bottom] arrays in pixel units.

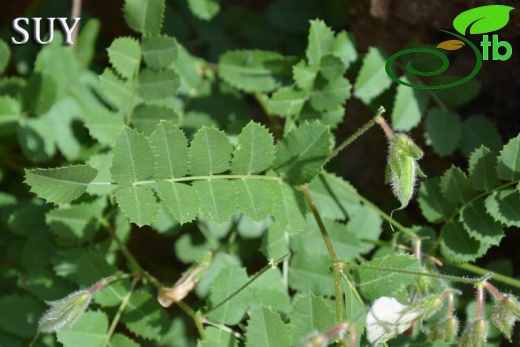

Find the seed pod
[[386, 133, 426, 209]]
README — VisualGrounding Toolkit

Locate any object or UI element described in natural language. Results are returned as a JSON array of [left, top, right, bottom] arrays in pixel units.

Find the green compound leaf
[[306, 19, 335, 66], [485, 189, 520, 227], [293, 60, 318, 90], [207, 265, 250, 325], [234, 180, 274, 222], [151, 121, 189, 179], [156, 182, 197, 224], [107, 37, 141, 79], [459, 115, 502, 157], [468, 146, 500, 191], [56, 310, 108, 347], [137, 68, 180, 100], [425, 108, 461, 157], [392, 77, 429, 131], [0, 295, 44, 338], [123, 0, 165, 34], [111, 127, 154, 184], [110, 333, 139, 347], [122, 290, 169, 340], [77, 253, 130, 307], [187, 0, 220, 21], [189, 127, 233, 176], [353, 47, 392, 104], [231, 122, 275, 174], [194, 180, 236, 224], [141, 35, 178, 69], [274, 121, 333, 185], [460, 199, 504, 245], [288, 293, 335, 346], [453, 5, 514, 35], [245, 306, 290, 347], [267, 87, 307, 117], [497, 133, 520, 181], [353, 254, 421, 300], [86, 109, 124, 146], [25, 165, 97, 204], [440, 220, 483, 262], [0, 39, 10, 75], [440, 166, 476, 204], [218, 50, 285, 93], [132, 104, 179, 135], [309, 77, 351, 112]]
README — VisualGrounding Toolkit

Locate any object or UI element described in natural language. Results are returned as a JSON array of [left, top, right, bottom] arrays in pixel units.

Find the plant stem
[[103, 277, 138, 347], [343, 263, 486, 284], [175, 301, 206, 339], [451, 262, 520, 289], [301, 184, 343, 323], [475, 283, 484, 319], [324, 106, 387, 165], [204, 253, 290, 315], [71, 0, 82, 46]]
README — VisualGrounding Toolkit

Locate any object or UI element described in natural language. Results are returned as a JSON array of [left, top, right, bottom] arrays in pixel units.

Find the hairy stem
[[475, 283, 484, 319], [301, 184, 343, 323], [450, 262, 520, 289], [325, 106, 386, 165], [204, 253, 290, 315], [103, 277, 138, 347]]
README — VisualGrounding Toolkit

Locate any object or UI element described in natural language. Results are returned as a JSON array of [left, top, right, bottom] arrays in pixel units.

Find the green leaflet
[[107, 37, 141, 79], [85, 108, 124, 146], [306, 19, 335, 66], [123, 0, 165, 34], [141, 35, 178, 69], [354, 47, 392, 104], [121, 290, 169, 340], [392, 77, 429, 131], [132, 104, 179, 135], [418, 178, 456, 223], [56, 310, 108, 347], [440, 221, 484, 262], [245, 306, 290, 347], [459, 115, 502, 156], [231, 122, 275, 174], [137, 68, 180, 100], [497, 134, 520, 181], [25, 165, 97, 204], [189, 127, 233, 175], [440, 166, 476, 204], [468, 146, 501, 191], [274, 121, 333, 185], [187, 0, 221, 21], [425, 108, 462, 157], [151, 121, 189, 178], [0, 295, 44, 338]]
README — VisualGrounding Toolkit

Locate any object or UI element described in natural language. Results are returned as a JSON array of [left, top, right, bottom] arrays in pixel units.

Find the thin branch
[[71, 0, 82, 45]]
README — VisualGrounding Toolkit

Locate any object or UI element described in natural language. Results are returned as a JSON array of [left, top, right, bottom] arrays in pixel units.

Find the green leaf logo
[[453, 5, 514, 35]]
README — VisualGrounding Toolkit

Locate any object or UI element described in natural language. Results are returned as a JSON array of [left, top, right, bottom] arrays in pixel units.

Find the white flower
[[366, 296, 422, 346]]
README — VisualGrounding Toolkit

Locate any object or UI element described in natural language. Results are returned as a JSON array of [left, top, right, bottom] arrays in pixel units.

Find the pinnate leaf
[[275, 121, 332, 185], [107, 37, 141, 79], [123, 0, 165, 34], [440, 166, 476, 204], [25, 165, 97, 204], [218, 50, 285, 93], [468, 146, 500, 191], [353, 254, 420, 300], [232, 122, 275, 174], [353, 47, 391, 104], [189, 127, 233, 175], [425, 108, 461, 157], [141, 35, 177, 69], [122, 290, 169, 340], [497, 133, 520, 181], [245, 306, 290, 347]]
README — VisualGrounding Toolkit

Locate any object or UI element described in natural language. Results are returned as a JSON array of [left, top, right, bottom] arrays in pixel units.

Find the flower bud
[[490, 294, 520, 340], [428, 316, 459, 343], [459, 319, 488, 347], [413, 295, 444, 319], [38, 277, 111, 333]]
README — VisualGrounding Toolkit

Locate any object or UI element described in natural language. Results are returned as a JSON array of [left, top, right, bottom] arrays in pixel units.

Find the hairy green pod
[[386, 133, 425, 209]]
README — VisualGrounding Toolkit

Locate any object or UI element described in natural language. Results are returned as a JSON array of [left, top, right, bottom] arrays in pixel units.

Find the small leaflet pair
[[386, 132, 426, 218]]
